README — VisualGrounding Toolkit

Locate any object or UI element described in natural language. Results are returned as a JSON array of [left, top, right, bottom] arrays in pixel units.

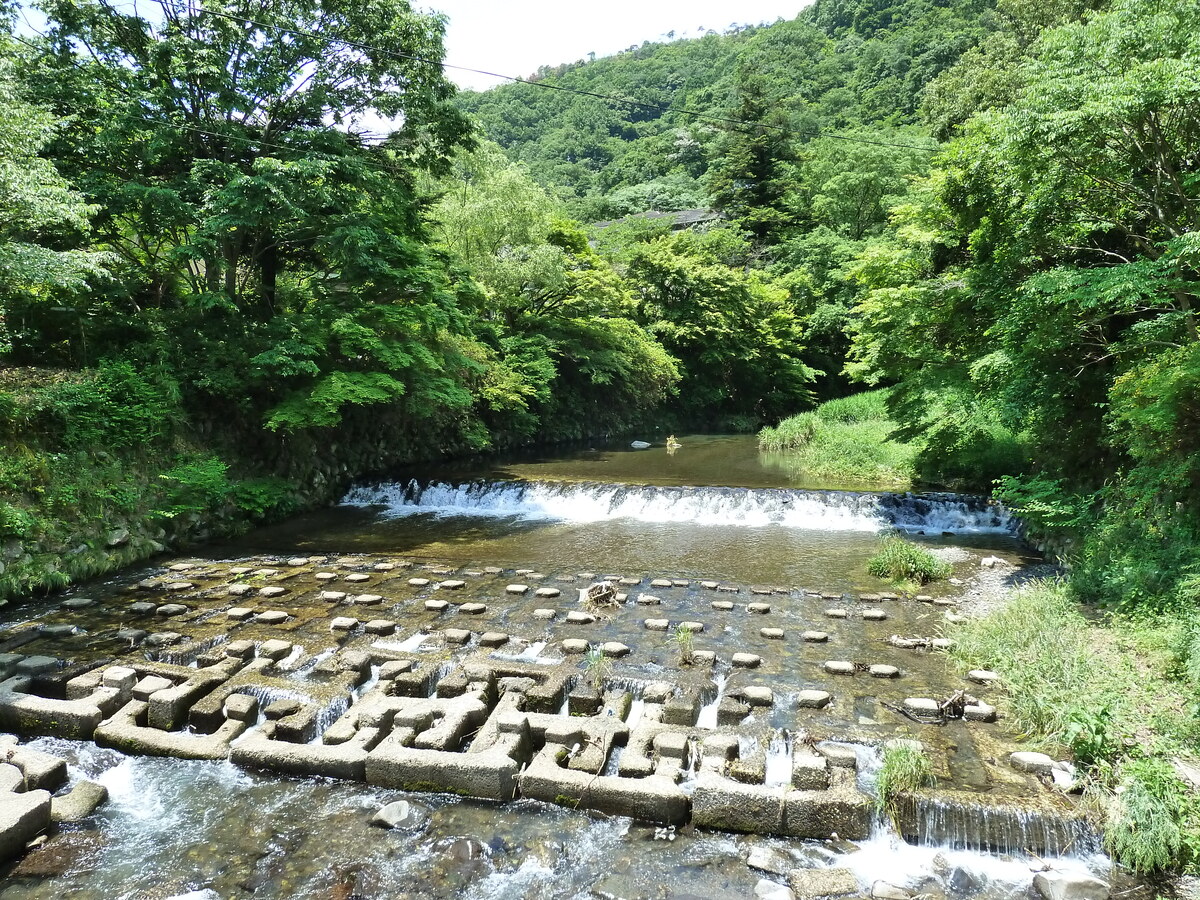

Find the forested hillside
[[0, 0, 1197, 626]]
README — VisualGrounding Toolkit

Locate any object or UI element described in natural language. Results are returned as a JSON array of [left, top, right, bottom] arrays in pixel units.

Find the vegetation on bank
[[875, 742, 934, 823], [952, 582, 1200, 873]]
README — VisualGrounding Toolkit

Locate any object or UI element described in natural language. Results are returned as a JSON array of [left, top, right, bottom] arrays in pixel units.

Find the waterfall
[[911, 796, 1102, 856], [342, 478, 1015, 534]]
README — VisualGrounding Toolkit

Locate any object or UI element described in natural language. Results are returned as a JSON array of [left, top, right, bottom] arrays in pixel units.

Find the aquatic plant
[[668, 623, 694, 665], [875, 743, 934, 822], [866, 536, 951, 585], [582, 648, 610, 689]]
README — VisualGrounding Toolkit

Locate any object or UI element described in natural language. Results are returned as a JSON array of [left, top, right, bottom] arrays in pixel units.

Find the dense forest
[[1, 0, 1197, 624]]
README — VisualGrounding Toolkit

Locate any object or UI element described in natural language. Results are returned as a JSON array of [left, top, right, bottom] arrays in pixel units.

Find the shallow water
[[0, 437, 1128, 899]]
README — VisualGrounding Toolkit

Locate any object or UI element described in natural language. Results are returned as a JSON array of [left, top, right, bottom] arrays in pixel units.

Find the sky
[[421, 1, 814, 91]]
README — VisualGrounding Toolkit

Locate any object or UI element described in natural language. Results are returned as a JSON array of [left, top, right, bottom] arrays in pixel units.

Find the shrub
[[867, 536, 951, 584], [1105, 758, 1191, 873]]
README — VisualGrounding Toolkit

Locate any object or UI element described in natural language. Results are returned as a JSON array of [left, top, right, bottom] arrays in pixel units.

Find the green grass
[[758, 389, 918, 486], [875, 743, 934, 821], [950, 581, 1200, 873], [668, 623, 695, 665], [866, 536, 951, 585]]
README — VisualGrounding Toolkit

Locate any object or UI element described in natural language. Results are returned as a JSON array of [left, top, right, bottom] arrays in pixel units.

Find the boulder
[[369, 799, 429, 831], [1032, 872, 1111, 900], [788, 867, 860, 900], [748, 845, 793, 876], [50, 780, 108, 823], [797, 690, 832, 709]]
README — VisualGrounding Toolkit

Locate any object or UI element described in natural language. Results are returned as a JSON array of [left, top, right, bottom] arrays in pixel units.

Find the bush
[[1105, 758, 1192, 873], [867, 536, 951, 584]]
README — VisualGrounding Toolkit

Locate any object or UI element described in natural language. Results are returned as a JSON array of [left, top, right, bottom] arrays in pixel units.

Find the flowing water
[[0, 435, 1132, 898]]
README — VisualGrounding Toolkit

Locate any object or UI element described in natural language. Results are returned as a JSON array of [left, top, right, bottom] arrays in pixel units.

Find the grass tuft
[[866, 536, 951, 585], [875, 743, 934, 821]]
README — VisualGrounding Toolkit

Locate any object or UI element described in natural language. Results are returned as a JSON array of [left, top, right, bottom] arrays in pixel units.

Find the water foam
[[343, 479, 1014, 534]]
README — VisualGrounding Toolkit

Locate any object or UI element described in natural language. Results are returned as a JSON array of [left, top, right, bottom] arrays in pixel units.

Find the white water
[[342, 479, 1015, 534], [764, 730, 792, 788], [695, 672, 729, 728]]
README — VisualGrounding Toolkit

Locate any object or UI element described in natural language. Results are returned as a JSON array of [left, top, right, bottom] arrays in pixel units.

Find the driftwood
[[584, 581, 619, 607]]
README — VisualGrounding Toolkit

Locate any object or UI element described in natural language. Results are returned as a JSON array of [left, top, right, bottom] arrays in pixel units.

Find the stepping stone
[[965, 702, 997, 722], [227, 584, 253, 597], [619, 577, 642, 585], [931, 638, 955, 650], [479, 632, 509, 647], [566, 611, 595, 624], [934, 598, 957, 606], [354, 594, 384, 606], [374, 563, 396, 571], [824, 661, 856, 676], [169, 564, 193, 572], [760, 628, 784, 640], [903, 698, 941, 717], [165, 582, 194, 592], [535, 587, 561, 598], [869, 664, 900, 678], [379, 660, 414, 678], [259, 586, 287, 598], [39, 625, 76, 637], [117, 629, 148, 645], [253, 569, 279, 577], [527, 573, 546, 580], [880, 592, 900, 601], [265, 699, 301, 719], [156, 604, 188, 617], [825, 609, 848, 619], [506, 584, 529, 595], [61, 597, 96, 609], [1010, 751, 1054, 775], [711, 600, 734, 611], [484, 567, 504, 574], [258, 639, 293, 660], [364, 620, 396, 635], [464, 570, 485, 577], [425, 599, 449, 612], [345, 574, 370, 583], [438, 580, 466, 590], [228, 567, 252, 576], [716, 585, 740, 593], [732, 653, 762, 668], [737, 686, 774, 707], [255, 610, 289, 625], [102, 666, 137, 690], [331, 617, 358, 631], [515, 569, 535, 575], [227, 608, 254, 621], [968, 669, 1000, 685], [320, 591, 347, 602], [701, 581, 719, 590], [797, 690, 833, 709], [750, 587, 773, 596], [443, 629, 472, 645], [224, 694, 258, 721], [915, 595, 933, 603], [747, 603, 771, 614], [862, 609, 888, 621], [315, 572, 338, 581], [128, 602, 156, 614], [408, 578, 430, 587], [945, 613, 968, 624], [650, 579, 673, 588], [145, 632, 182, 647], [672, 579, 689, 587], [287, 558, 309, 567], [821, 591, 843, 600], [644, 619, 670, 631], [679, 621, 705, 633], [636, 594, 660, 605], [801, 631, 829, 642], [226, 640, 256, 659], [532, 609, 556, 620], [692, 651, 717, 666], [600, 642, 630, 658], [859, 593, 882, 602], [561, 639, 590, 654], [459, 603, 487, 615], [133, 674, 174, 700]]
